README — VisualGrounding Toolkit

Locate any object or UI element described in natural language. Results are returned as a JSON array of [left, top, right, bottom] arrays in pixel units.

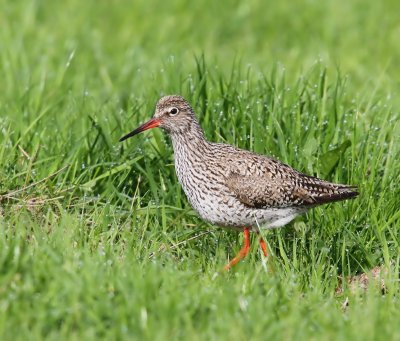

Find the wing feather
[[225, 157, 358, 209]]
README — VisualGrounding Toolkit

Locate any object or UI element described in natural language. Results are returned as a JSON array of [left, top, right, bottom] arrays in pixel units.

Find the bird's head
[[119, 95, 196, 142]]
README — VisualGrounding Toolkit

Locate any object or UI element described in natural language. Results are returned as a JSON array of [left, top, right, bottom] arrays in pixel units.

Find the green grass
[[1, 0, 400, 339]]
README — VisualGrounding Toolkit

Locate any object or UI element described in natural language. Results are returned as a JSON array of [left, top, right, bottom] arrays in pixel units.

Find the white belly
[[183, 184, 305, 231]]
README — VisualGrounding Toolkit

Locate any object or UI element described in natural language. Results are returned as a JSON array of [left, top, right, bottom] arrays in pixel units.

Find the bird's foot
[[223, 228, 250, 271], [259, 237, 268, 257]]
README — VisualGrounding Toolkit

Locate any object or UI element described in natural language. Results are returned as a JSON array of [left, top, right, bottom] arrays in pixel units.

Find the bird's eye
[[169, 107, 179, 116]]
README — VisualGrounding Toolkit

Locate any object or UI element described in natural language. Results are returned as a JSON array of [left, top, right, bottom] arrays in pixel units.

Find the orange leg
[[223, 228, 251, 271], [259, 238, 268, 257]]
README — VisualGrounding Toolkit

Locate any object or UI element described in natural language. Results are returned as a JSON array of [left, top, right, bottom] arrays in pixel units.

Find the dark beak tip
[[118, 117, 160, 143], [119, 131, 136, 142]]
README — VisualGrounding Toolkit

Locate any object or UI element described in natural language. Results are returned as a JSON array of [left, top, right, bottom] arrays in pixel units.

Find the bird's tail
[[312, 184, 359, 205]]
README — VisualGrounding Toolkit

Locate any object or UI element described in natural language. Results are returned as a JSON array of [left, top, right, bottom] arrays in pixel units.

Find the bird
[[119, 95, 358, 270]]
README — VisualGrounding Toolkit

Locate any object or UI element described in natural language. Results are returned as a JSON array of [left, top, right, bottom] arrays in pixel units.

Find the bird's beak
[[119, 117, 161, 142]]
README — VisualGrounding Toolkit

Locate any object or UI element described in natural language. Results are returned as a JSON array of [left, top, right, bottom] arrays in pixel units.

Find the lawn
[[0, 0, 399, 340]]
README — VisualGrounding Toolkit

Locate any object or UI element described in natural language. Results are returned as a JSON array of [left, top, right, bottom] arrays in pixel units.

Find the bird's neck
[[169, 119, 210, 156]]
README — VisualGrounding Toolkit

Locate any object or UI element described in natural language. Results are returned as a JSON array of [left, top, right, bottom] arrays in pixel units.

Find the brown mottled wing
[[225, 158, 358, 209]]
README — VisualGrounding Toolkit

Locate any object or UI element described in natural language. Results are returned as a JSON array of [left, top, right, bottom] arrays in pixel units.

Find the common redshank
[[120, 95, 358, 270]]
